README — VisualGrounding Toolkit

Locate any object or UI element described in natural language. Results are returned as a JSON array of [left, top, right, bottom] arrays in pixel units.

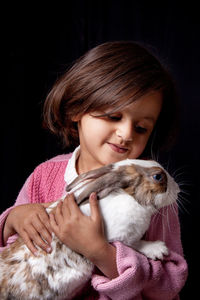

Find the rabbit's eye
[[152, 173, 164, 183]]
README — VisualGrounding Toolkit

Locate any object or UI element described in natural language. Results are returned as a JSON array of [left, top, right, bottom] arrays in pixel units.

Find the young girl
[[0, 41, 187, 299]]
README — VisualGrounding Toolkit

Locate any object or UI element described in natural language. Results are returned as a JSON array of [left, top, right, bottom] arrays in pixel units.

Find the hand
[[49, 193, 107, 260], [4, 203, 53, 255], [50, 193, 119, 279]]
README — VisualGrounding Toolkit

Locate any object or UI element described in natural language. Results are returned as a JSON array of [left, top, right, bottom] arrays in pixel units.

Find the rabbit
[[0, 159, 180, 300]]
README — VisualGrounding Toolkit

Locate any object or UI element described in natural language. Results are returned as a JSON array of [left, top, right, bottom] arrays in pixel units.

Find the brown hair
[[43, 41, 179, 156]]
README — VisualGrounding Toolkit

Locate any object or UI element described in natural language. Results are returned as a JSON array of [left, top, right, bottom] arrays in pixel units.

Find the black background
[[2, 1, 199, 298]]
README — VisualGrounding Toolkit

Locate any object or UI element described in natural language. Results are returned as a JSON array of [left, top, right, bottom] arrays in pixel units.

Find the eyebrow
[[143, 116, 156, 124]]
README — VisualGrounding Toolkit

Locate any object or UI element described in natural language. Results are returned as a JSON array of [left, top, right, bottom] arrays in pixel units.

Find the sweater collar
[[64, 146, 80, 185]]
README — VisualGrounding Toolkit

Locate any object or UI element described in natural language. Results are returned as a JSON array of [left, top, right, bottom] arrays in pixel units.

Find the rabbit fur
[[0, 159, 180, 300]]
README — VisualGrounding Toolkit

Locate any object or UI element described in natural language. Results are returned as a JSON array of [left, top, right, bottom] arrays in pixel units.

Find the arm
[[91, 206, 188, 300], [0, 173, 52, 254], [0, 176, 31, 250], [0, 157, 68, 254]]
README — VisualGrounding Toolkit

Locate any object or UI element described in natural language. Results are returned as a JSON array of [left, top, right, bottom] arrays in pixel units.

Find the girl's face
[[76, 91, 163, 174]]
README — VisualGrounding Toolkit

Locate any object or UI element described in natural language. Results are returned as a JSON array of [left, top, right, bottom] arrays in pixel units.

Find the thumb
[[41, 202, 55, 208], [89, 192, 101, 220]]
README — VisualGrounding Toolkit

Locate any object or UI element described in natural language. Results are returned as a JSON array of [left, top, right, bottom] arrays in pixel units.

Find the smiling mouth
[[107, 143, 128, 153]]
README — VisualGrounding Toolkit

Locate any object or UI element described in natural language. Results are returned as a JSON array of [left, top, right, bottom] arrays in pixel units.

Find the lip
[[107, 142, 129, 154]]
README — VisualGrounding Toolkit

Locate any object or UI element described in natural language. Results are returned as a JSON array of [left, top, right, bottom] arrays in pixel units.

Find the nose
[[116, 120, 133, 142]]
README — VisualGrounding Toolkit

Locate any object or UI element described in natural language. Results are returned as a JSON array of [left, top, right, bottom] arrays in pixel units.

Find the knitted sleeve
[[0, 175, 32, 250], [0, 156, 68, 251], [91, 206, 188, 300]]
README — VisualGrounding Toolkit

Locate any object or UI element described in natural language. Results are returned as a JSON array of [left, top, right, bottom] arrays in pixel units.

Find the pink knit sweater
[[0, 153, 188, 300]]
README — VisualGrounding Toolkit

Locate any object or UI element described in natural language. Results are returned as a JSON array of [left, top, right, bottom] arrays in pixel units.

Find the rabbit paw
[[134, 240, 169, 260]]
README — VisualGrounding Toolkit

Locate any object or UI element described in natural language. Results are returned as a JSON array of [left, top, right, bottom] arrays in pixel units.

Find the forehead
[[105, 91, 163, 120], [127, 91, 162, 115], [125, 90, 162, 106]]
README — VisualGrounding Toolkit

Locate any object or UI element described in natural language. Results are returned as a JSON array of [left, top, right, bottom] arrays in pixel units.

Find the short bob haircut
[[43, 41, 179, 157]]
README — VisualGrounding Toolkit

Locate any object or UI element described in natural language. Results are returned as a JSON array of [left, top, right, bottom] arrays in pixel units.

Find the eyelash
[[106, 115, 148, 134], [107, 115, 122, 121], [134, 126, 147, 134]]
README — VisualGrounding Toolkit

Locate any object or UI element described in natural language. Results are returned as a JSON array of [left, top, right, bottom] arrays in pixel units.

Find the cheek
[[130, 136, 150, 158], [79, 119, 111, 143], [135, 144, 146, 157], [92, 119, 113, 137]]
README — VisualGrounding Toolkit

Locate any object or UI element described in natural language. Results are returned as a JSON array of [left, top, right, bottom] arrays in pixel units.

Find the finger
[[54, 200, 64, 223], [28, 226, 51, 253], [67, 193, 82, 215], [37, 214, 53, 243], [21, 230, 39, 256], [89, 192, 101, 220], [36, 205, 53, 234], [35, 220, 52, 245], [62, 196, 71, 216], [41, 202, 55, 208], [49, 213, 59, 234], [32, 213, 52, 245]]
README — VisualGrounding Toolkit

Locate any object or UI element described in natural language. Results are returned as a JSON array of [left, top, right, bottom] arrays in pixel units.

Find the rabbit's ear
[[74, 167, 133, 206], [66, 164, 113, 192]]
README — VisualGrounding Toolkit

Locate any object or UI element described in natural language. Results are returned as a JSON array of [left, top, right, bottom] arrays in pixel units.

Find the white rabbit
[[0, 159, 180, 300]]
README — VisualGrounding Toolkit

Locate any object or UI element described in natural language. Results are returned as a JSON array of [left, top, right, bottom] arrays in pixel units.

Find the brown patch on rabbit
[[1, 238, 22, 260], [123, 165, 168, 206]]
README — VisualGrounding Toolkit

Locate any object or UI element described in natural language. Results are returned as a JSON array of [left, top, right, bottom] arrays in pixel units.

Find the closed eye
[[135, 126, 147, 134], [106, 114, 122, 121], [90, 112, 122, 121]]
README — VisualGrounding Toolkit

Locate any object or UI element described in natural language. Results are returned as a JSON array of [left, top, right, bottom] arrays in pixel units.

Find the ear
[[68, 165, 134, 206], [75, 172, 120, 205], [66, 164, 113, 192]]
